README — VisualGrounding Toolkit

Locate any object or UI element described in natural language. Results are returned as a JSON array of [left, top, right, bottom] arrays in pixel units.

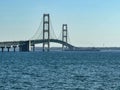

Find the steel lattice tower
[[43, 14, 50, 52], [62, 24, 68, 50]]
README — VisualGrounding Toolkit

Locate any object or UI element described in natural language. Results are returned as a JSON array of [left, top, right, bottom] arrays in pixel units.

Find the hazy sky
[[0, 0, 120, 47]]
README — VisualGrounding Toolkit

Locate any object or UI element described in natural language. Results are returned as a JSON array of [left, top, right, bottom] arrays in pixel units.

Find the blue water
[[0, 51, 120, 90]]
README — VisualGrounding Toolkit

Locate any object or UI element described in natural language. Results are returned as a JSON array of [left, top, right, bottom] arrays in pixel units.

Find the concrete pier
[[13, 46, 17, 52], [19, 41, 30, 52], [6, 47, 11, 52], [1, 47, 5, 52], [33, 44, 35, 52]]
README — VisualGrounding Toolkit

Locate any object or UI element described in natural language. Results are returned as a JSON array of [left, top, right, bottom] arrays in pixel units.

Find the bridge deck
[[0, 39, 75, 49]]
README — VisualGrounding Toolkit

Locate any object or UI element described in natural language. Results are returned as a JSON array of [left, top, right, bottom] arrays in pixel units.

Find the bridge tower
[[62, 24, 68, 50], [43, 14, 50, 52]]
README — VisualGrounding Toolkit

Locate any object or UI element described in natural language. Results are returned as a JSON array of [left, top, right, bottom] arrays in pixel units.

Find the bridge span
[[0, 14, 75, 52], [0, 39, 75, 52]]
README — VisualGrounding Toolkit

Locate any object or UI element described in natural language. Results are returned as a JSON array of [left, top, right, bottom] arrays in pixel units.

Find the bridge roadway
[[0, 39, 75, 52]]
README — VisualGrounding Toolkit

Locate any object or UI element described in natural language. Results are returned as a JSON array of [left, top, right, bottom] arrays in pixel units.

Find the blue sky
[[0, 0, 120, 47]]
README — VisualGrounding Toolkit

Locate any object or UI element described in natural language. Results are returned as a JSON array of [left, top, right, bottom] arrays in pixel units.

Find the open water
[[0, 51, 120, 90]]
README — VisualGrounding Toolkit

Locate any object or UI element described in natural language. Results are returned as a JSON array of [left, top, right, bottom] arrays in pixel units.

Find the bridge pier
[[19, 41, 30, 52], [32, 44, 35, 52], [1, 47, 5, 52], [13, 46, 17, 52], [6, 47, 11, 52]]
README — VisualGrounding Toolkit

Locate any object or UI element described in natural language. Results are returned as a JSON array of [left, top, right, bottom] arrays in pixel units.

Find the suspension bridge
[[0, 14, 76, 52]]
